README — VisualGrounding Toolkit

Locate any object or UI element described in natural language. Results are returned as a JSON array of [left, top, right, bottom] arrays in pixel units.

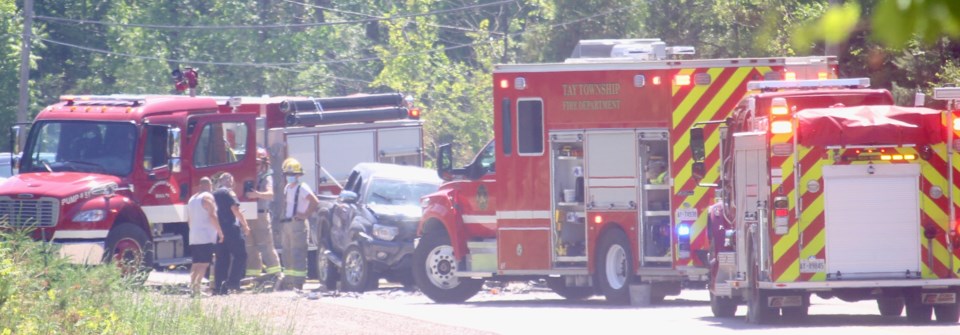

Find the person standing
[[278, 158, 319, 291], [213, 172, 251, 295], [187, 177, 223, 297], [244, 148, 283, 284]]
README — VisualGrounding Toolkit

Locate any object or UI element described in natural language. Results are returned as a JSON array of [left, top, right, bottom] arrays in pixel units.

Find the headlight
[[372, 223, 399, 241], [73, 209, 106, 222], [420, 198, 430, 209]]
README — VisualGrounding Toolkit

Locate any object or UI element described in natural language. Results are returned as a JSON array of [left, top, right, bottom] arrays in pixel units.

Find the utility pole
[[17, 0, 34, 123]]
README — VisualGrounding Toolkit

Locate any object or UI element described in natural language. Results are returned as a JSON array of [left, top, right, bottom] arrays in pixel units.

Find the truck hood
[[0, 172, 122, 199], [366, 203, 423, 219]]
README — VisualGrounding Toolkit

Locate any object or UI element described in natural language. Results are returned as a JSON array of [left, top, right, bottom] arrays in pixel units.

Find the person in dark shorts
[[187, 177, 223, 297], [213, 172, 252, 294]]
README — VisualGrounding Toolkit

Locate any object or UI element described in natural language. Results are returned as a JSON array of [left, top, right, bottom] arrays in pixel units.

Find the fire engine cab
[[0, 92, 421, 273], [692, 80, 960, 323], [413, 39, 836, 304]]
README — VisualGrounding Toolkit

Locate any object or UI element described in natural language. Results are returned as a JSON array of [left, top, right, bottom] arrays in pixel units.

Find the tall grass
[[0, 227, 276, 334]]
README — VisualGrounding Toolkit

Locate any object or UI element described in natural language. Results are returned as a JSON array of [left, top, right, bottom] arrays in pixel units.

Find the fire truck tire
[[905, 300, 933, 323], [341, 245, 372, 292], [933, 302, 960, 323], [595, 230, 632, 305], [877, 297, 905, 316], [413, 233, 483, 304], [412, 231, 482, 303], [747, 289, 778, 324], [104, 224, 152, 280], [710, 293, 738, 318], [545, 277, 594, 300]]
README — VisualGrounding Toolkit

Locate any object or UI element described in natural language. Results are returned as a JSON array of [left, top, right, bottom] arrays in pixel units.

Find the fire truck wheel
[[709, 293, 738, 318], [412, 231, 482, 303], [104, 223, 152, 280], [545, 277, 594, 300], [933, 302, 960, 323], [341, 245, 372, 292], [905, 300, 933, 323], [877, 297, 905, 316], [595, 230, 632, 305]]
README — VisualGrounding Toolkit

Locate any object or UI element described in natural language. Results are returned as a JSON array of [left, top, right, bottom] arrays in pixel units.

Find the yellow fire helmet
[[283, 158, 304, 175]]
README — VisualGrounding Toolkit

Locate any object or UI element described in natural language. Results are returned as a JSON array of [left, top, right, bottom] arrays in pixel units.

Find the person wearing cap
[[212, 172, 251, 295], [243, 148, 283, 286], [278, 157, 319, 290], [647, 160, 668, 185]]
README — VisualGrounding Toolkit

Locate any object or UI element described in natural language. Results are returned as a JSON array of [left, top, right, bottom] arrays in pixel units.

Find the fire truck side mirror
[[168, 127, 182, 173], [690, 128, 705, 162], [437, 143, 454, 180]]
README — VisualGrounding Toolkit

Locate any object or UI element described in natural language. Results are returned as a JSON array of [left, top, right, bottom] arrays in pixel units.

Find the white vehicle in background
[[0, 152, 14, 183]]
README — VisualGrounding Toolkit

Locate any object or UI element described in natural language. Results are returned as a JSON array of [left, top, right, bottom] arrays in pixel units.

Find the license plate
[[676, 208, 698, 221], [800, 258, 825, 273]]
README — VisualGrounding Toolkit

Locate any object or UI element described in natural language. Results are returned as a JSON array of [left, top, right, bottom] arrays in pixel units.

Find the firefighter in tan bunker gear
[[278, 158, 319, 290], [244, 148, 283, 285]]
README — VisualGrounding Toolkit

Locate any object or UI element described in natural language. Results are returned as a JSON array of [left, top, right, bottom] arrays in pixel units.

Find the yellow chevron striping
[[774, 219, 801, 282]]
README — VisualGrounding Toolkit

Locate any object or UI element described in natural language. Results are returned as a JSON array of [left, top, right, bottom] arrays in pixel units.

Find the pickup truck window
[[366, 179, 440, 206]]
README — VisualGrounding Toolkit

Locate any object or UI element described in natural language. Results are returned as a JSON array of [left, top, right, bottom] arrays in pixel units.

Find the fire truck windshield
[[20, 121, 137, 176]]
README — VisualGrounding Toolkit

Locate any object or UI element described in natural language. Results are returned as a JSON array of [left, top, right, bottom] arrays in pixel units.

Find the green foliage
[[3, 0, 960, 165], [0, 226, 273, 334]]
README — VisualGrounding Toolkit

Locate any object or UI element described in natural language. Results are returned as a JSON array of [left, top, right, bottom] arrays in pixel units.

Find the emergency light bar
[[933, 87, 960, 100], [747, 78, 870, 91]]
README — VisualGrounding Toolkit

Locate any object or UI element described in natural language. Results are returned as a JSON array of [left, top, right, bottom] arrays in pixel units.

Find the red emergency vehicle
[[413, 39, 836, 303], [692, 81, 960, 323], [0, 92, 421, 272]]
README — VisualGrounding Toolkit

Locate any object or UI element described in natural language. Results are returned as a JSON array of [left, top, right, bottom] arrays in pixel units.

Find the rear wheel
[[745, 235, 777, 324], [877, 297, 905, 316], [412, 231, 482, 303], [906, 300, 933, 323], [710, 293, 738, 318], [341, 245, 371, 292], [546, 277, 594, 301], [595, 230, 632, 305], [933, 302, 960, 323], [104, 223, 152, 281]]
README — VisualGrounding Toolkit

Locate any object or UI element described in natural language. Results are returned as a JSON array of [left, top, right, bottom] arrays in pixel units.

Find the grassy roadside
[[0, 227, 278, 334]]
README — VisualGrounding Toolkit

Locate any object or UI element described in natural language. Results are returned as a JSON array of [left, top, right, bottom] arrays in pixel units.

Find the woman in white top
[[187, 177, 223, 297]]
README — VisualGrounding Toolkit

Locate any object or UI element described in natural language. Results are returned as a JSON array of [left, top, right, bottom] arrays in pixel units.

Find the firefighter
[[646, 160, 668, 185], [243, 148, 283, 286], [278, 158, 319, 291]]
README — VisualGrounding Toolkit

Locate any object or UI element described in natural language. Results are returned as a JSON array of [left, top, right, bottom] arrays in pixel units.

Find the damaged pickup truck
[[315, 163, 440, 292]]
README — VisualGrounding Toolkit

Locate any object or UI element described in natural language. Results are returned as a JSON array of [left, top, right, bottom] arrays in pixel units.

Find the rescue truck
[[413, 38, 837, 304], [0, 92, 421, 272], [691, 80, 960, 323]]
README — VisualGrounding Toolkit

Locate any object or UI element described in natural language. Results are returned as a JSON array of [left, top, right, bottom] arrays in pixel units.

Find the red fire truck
[[412, 39, 836, 304], [0, 92, 420, 272], [692, 81, 960, 323]]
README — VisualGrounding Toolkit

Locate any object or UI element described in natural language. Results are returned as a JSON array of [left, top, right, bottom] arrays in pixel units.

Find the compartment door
[[822, 164, 921, 275], [585, 131, 638, 210]]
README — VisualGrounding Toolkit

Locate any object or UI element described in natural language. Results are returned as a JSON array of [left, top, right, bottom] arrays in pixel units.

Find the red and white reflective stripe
[[143, 201, 257, 223], [52, 229, 110, 240], [462, 215, 496, 224], [497, 211, 551, 220]]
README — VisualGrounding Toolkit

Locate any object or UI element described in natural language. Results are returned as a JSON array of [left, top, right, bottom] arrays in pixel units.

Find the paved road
[[148, 271, 958, 335]]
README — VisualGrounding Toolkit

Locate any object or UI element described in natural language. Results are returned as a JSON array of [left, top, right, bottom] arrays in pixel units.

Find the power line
[[32, 0, 515, 30], [37, 2, 641, 69], [280, 0, 505, 35]]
